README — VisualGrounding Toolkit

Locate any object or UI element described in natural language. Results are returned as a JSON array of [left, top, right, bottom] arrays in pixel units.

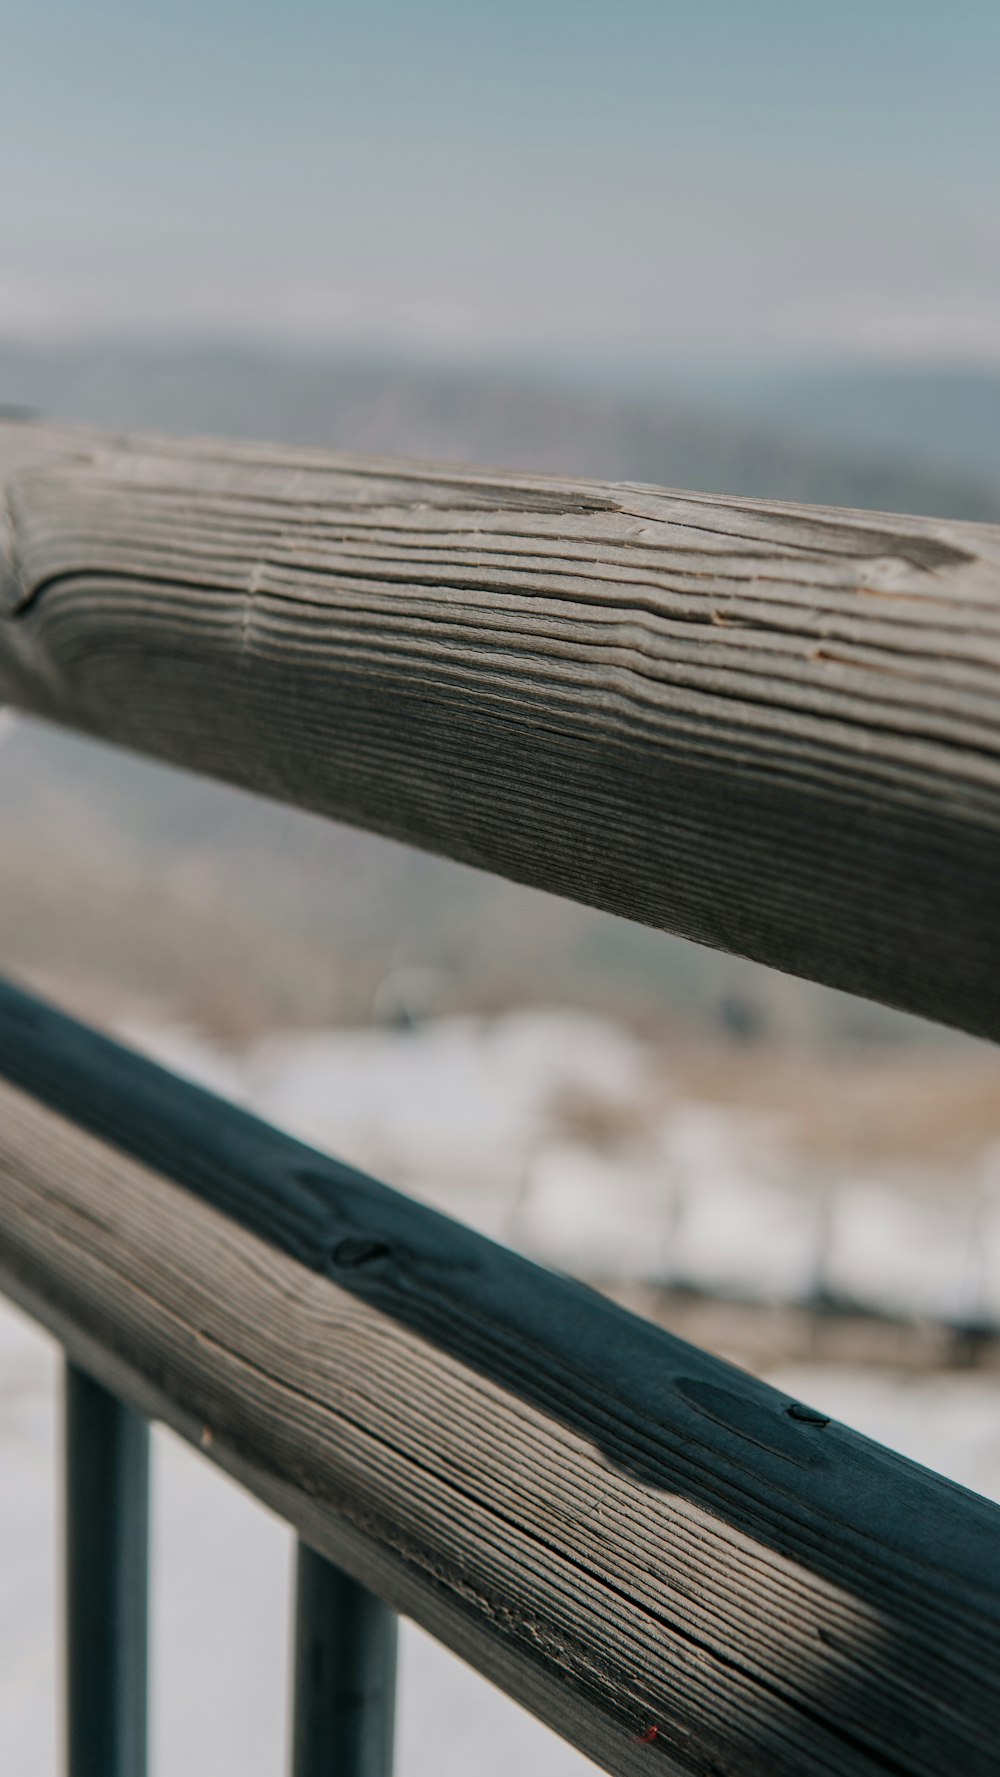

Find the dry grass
[[603, 1283, 1000, 1374], [659, 1040, 1000, 1167]]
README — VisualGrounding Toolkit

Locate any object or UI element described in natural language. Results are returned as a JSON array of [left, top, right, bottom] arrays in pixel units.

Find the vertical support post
[[292, 1540, 397, 1777], [65, 1361, 150, 1777]]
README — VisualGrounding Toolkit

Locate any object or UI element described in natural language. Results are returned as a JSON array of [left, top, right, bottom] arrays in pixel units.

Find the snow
[[120, 1011, 1000, 1325]]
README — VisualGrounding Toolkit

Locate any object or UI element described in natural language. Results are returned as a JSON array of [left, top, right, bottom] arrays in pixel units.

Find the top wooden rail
[[2, 419, 999, 1038]]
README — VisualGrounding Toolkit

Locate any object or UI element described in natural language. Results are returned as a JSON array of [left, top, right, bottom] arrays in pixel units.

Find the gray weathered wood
[[0, 977, 998, 1777], [1, 420, 1000, 1037]]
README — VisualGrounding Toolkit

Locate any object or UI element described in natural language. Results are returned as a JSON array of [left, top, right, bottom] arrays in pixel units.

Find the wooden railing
[[1, 417, 999, 1776]]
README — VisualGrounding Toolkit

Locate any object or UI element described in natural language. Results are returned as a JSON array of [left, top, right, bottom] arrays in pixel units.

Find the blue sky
[[2, 1, 998, 368]]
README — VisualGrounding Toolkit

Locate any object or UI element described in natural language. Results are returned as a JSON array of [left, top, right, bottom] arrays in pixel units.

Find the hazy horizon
[[3, 1, 999, 369]]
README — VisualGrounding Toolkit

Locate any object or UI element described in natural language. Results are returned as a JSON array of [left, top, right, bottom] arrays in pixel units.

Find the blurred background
[[1, 2, 999, 1771]]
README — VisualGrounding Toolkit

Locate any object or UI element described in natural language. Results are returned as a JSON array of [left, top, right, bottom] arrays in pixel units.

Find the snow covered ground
[[121, 1009, 1000, 1326]]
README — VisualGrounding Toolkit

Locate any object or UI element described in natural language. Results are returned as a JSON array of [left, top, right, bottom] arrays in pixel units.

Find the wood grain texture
[[2, 421, 1000, 1035], [1, 977, 999, 1777]]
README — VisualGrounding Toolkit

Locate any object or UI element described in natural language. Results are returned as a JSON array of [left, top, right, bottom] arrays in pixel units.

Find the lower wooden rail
[[1, 976, 999, 1777]]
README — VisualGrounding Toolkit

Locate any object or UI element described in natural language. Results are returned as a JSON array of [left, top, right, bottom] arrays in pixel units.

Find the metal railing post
[[64, 1361, 150, 1777], [292, 1540, 397, 1777]]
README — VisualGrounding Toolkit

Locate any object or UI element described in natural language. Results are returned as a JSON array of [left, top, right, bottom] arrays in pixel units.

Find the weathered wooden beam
[[1, 420, 1000, 1036], [0, 977, 998, 1776]]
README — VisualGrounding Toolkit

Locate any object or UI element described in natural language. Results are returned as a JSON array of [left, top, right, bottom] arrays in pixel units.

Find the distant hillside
[[680, 361, 1000, 487], [1, 339, 999, 521]]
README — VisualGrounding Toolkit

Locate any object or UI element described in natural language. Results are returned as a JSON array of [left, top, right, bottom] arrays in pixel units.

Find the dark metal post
[[292, 1540, 397, 1777], [64, 1361, 150, 1777]]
